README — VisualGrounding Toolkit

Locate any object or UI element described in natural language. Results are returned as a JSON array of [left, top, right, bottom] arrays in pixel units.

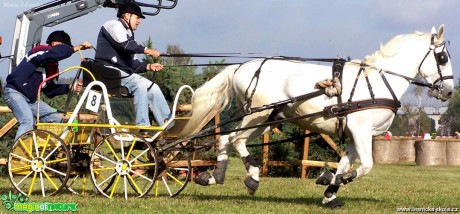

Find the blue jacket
[[6, 44, 73, 101], [95, 19, 148, 74]]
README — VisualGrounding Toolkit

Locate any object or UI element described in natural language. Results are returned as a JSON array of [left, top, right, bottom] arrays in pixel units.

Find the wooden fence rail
[[0, 106, 15, 138], [262, 130, 342, 179]]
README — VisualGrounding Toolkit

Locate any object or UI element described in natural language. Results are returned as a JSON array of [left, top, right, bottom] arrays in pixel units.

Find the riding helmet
[[46, 30, 72, 46], [117, 3, 145, 19]]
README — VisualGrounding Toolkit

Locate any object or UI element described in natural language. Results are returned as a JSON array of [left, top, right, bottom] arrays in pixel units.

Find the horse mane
[[363, 31, 435, 65]]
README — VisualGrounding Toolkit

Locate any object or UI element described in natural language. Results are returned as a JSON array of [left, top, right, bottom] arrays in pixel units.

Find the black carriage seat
[[81, 60, 132, 97]]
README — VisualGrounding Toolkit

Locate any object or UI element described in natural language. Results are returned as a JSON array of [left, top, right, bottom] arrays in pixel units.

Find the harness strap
[[332, 60, 346, 143], [335, 62, 402, 142], [243, 58, 346, 113], [433, 75, 453, 86], [332, 61, 345, 103], [243, 58, 270, 113], [364, 71, 375, 100], [347, 66, 364, 103], [323, 98, 401, 117], [251, 90, 324, 113], [379, 70, 399, 101], [165, 98, 401, 150]]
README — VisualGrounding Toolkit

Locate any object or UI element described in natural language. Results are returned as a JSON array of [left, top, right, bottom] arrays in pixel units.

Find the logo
[[1, 191, 77, 212], [47, 12, 60, 19]]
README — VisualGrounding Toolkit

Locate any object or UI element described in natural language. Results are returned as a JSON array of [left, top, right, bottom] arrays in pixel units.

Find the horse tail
[[175, 64, 238, 138]]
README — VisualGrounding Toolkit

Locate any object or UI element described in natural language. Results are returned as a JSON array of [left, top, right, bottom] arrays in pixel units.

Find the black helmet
[[46, 30, 72, 46], [117, 3, 145, 19]]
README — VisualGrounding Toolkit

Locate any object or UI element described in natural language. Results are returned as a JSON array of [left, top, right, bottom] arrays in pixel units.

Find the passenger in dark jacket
[[4, 30, 92, 140]]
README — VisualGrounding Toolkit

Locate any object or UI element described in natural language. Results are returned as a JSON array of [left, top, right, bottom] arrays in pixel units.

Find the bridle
[[417, 34, 453, 92], [375, 33, 453, 98]]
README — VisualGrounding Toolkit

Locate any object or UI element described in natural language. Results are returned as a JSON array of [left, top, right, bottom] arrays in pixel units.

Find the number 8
[[91, 95, 97, 106]]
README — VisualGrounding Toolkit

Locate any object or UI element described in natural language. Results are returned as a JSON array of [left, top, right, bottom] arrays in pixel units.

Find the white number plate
[[85, 90, 102, 112]]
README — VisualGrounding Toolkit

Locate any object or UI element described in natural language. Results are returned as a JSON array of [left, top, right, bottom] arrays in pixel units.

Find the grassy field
[[0, 158, 459, 214]]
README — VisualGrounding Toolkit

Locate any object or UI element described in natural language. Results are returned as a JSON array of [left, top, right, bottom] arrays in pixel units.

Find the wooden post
[[214, 114, 220, 142], [191, 144, 197, 179], [0, 118, 17, 138], [0, 106, 12, 113], [0, 158, 6, 166], [320, 134, 344, 157], [262, 132, 269, 177], [300, 130, 310, 179]]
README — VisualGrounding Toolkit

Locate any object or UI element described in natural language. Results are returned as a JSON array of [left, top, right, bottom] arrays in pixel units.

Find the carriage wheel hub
[[115, 160, 130, 175], [31, 158, 46, 172]]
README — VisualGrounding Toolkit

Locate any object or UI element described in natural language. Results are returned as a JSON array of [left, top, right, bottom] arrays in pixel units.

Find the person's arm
[[146, 63, 164, 72], [42, 82, 70, 98], [73, 41, 93, 52], [132, 59, 148, 73], [132, 60, 163, 73], [29, 44, 73, 64], [144, 48, 160, 58]]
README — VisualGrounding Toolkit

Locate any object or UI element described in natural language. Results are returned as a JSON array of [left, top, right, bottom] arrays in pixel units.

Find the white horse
[[175, 25, 454, 208]]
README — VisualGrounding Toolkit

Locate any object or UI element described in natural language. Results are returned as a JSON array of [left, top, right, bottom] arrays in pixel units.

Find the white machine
[[8, 0, 178, 73]]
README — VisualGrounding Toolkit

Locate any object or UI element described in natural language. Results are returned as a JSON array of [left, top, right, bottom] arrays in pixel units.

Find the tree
[[439, 79, 460, 135], [143, 38, 199, 104], [163, 44, 193, 66], [142, 37, 229, 106], [412, 85, 424, 136], [200, 59, 227, 82], [389, 103, 433, 136]]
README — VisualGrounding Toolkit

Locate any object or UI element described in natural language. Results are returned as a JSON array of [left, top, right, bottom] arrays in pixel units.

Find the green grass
[[0, 158, 459, 213]]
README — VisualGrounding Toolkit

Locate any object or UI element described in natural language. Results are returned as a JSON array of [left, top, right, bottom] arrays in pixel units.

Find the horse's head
[[418, 25, 454, 101]]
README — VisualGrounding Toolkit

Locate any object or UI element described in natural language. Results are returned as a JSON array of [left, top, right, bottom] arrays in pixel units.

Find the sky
[[0, 0, 459, 107]]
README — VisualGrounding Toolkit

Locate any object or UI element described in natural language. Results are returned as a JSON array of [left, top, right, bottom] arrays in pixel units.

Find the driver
[[4, 30, 92, 140], [94, 2, 172, 132]]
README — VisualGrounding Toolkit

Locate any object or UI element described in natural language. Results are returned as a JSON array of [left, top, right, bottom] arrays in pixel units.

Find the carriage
[[5, 25, 455, 207], [7, 60, 197, 199]]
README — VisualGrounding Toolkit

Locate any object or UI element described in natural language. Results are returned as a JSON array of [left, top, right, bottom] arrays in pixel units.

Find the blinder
[[417, 35, 452, 92], [435, 51, 449, 65]]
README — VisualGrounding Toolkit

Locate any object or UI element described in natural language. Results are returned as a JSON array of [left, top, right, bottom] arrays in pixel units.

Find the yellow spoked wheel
[[151, 147, 191, 198], [90, 132, 158, 199], [8, 129, 71, 197]]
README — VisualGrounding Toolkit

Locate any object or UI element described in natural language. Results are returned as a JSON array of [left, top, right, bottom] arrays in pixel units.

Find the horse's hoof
[[316, 171, 334, 186], [194, 171, 212, 186], [244, 176, 259, 195], [213, 160, 228, 184], [325, 198, 343, 209]]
